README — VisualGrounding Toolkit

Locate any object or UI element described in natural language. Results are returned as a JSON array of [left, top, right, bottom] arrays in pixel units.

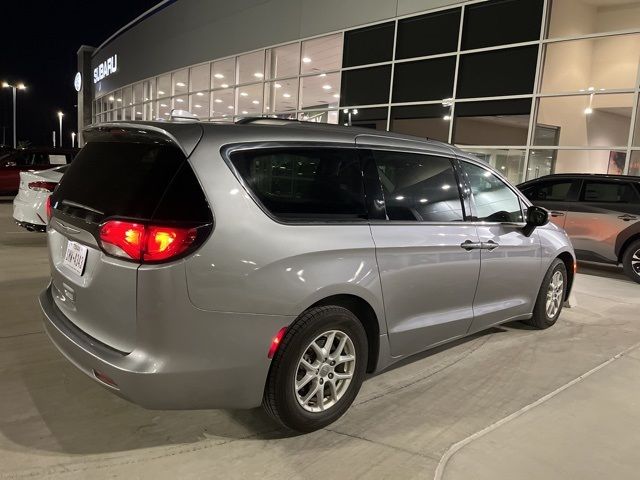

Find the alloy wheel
[[294, 330, 356, 413], [632, 249, 640, 276], [546, 270, 564, 319]]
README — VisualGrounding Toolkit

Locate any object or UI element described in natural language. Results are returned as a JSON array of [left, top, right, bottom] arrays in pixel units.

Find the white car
[[13, 165, 67, 232]]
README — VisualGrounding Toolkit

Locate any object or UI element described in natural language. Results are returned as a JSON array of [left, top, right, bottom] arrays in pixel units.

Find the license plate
[[63, 241, 88, 276]]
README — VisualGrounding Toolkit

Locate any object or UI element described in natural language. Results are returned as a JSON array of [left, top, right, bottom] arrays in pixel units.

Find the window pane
[[630, 151, 640, 176], [535, 94, 633, 147], [461, 148, 525, 184], [172, 69, 188, 96], [156, 75, 170, 98], [212, 88, 235, 117], [343, 22, 395, 67], [548, 0, 640, 38], [521, 180, 575, 202], [582, 181, 640, 203], [265, 78, 298, 112], [339, 107, 388, 130], [132, 83, 144, 104], [229, 148, 367, 221], [190, 63, 210, 92], [389, 104, 451, 142], [299, 110, 340, 124], [453, 99, 531, 146], [340, 65, 391, 106], [144, 102, 154, 121], [392, 56, 455, 103], [633, 97, 640, 146], [396, 9, 461, 60], [457, 46, 538, 98], [541, 35, 640, 94], [238, 51, 265, 84], [237, 83, 263, 116], [173, 95, 188, 109], [190, 92, 210, 118], [373, 151, 463, 222], [528, 149, 626, 177], [157, 100, 171, 119], [462, 162, 523, 222], [143, 80, 154, 102], [301, 34, 343, 74], [113, 89, 123, 108], [300, 73, 341, 110], [462, 0, 543, 50], [133, 108, 143, 120], [212, 58, 236, 89], [266, 43, 300, 79]]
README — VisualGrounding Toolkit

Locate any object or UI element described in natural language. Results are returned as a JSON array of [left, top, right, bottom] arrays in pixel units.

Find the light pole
[[2, 81, 27, 148], [57, 112, 64, 148], [71, 132, 76, 148], [342, 108, 358, 127]]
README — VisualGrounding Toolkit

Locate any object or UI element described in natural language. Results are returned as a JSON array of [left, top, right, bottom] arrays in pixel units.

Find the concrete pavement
[[1, 199, 639, 479]]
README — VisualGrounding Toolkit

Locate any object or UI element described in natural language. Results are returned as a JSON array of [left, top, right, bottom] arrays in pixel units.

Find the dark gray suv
[[40, 119, 575, 432], [519, 174, 640, 283]]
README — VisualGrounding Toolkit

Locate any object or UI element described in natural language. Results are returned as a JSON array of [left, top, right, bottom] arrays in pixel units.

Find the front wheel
[[525, 258, 567, 329], [622, 239, 640, 284], [263, 306, 368, 432]]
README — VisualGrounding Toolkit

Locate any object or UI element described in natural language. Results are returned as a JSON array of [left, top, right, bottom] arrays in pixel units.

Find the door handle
[[460, 240, 483, 251], [483, 240, 500, 251], [618, 214, 637, 221], [550, 211, 565, 217]]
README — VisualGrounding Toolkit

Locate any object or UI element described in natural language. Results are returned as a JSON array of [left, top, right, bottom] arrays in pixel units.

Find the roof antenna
[[169, 109, 199, 122]]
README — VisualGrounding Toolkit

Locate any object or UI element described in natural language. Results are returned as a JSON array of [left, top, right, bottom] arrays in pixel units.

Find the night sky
[[0, 0, 162, 148]]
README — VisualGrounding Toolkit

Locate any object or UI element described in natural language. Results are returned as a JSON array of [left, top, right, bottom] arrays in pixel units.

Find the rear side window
[[582, 181, 640, 203], [523, 180, 573, 202], [229, 148, 367, 221], [53, 141, 209, 222], [373, 150, 464, 222]]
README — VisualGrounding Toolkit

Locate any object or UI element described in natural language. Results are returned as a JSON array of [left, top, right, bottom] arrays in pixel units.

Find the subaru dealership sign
[[94, 54, 118, 84]]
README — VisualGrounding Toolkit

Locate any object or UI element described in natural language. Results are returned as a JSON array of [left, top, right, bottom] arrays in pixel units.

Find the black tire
[[525, 258, 567, 329], [622, 239, 640, 284], [263, 305, 368, 433]]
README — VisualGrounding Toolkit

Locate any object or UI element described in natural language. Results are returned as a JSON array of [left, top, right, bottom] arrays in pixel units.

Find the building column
[[77, 45, 95, 147]]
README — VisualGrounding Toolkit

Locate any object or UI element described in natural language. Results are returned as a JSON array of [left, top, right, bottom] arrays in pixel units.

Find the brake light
[[28, 181, 57, 192], [45, 196, 52, 221], [99, 220, 197, 262], [268, 327, 288, 359]]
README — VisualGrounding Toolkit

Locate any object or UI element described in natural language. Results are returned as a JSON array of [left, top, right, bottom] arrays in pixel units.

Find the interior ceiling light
[[214, 73, 225, 79], [240, 92, 248, 97], [176, 98, 184, 103], [194, 104, 202, 108], [242, 110, 248, 114], [215, 99, 223, 103], [227, 105, 234, 109], [274, 83, 282, 89], [333, 94, 340, 98], [160, 103, 168, 107], [221, 83, 229, 88], [196, 92, 204, 96], [252, 100, 260, 104], [158, 90, 165, 95], [302, 57, 312, 63], [584, 107, 593, 115], [176, 82, 186, 87], [254, 73, 264, 78], [283, 93, 291, 98], [322, 85, 331, 90], [108, 96, 115, 101]]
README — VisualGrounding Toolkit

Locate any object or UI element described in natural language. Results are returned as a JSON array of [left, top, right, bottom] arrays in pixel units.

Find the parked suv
[[40, 120, 574, 432], [518, 174, 640, 283]]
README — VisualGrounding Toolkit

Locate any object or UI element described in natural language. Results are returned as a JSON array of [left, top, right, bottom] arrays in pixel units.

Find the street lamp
[[2, 81, 27, 148], [57, 111, 64, 148], [71, 131, 76, 148], [342, 108, 358, 127]]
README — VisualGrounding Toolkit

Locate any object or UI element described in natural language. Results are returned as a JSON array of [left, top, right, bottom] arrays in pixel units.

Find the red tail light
[[45, 196, 52, 221], [99, 220, 197, 262], [28, 181, 57, 192]]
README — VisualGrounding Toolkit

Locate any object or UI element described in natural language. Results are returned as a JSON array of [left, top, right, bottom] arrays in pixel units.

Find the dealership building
[[77, 0, 640, 183]]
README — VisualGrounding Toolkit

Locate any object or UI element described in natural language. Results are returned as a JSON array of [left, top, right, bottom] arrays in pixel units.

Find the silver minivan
[[40, 119, 575, 432]]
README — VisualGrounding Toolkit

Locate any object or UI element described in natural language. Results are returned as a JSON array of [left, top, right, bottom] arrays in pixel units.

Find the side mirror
[[523, 205, 549, 237]]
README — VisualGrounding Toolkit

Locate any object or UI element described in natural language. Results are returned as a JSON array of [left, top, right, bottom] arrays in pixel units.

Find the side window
[[11, 152, 31, 166], [32, 153, 50, 166], [523, 180, 573, 202], [582, 181, 640, 204], [229, 148, 367, 221], [461, 161, 524, 222], [372, 150, 464, 222]]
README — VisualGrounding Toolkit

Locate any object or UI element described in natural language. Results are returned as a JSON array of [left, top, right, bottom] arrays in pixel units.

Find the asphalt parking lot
[[1, 198, 639, 480]]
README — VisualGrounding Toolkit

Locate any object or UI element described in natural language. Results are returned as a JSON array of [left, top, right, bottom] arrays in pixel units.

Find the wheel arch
[[617, 232, 640, 264], [309, 294, 381, 373], [557, 251, 575, 300]]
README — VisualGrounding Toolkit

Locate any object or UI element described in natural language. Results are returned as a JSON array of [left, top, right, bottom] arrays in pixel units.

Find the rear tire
[[525, 258, 567, 329], [622, 239, 640, 284], [263, 305, 367, 433]]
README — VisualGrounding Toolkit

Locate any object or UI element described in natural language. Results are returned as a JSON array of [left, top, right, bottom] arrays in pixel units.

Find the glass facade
[[93, 0, 640, 182]]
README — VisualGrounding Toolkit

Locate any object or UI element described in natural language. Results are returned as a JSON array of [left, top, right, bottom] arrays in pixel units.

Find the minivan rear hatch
[[47, 123, 210, 353]]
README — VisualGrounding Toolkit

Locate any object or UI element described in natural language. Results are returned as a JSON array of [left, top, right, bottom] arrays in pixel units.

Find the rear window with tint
[[229, 148, 367, 221], [53, 141, 209, 222]]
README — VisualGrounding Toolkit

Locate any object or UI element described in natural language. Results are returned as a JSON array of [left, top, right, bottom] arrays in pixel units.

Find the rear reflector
[[99, 220, 197, 263], [92, 369, 119, 389], [268, 327, 288, 359], [28, 181, 57, 192]]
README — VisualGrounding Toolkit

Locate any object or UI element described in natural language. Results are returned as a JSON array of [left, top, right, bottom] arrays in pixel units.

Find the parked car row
[[0, 147, 77, 194], [13, 165, 68, 231]]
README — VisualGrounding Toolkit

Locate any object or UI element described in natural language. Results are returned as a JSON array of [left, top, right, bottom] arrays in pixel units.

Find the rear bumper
[[40, 284, 293, 410], [13, 195, 47, 228], [15, 220, 46, 232]]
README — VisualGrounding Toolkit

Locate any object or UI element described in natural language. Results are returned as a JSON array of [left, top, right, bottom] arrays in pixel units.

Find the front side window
[[373, 151, 464, 222], [461, 161, 524, 222], [229, 148, 367, 221], [522, 180, 574, 202], [582, 181, 640, 204]]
